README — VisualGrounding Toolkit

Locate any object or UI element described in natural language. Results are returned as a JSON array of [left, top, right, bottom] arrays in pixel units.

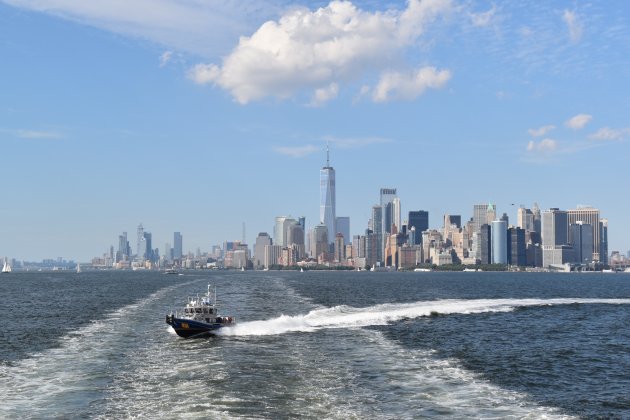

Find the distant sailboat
[[2, 258, 12, 273], [76, 263, 81, 273]]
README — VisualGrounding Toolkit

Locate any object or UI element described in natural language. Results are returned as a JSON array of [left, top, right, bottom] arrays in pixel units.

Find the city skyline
[[1, 1, 629, 261]]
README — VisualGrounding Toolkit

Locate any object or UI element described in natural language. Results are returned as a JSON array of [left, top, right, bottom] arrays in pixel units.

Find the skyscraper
[[136, 224, 144, 259], [254, 232, 272, 269], [371, 205, 383, 263], [173, 232, 183, 260], [570, 222, 593, 264], [335, 216, 350, 246], [320, 145, 336, 245], [408, 211, 429, 245], [567, 207, 601, 262], [542, 208, 571, 267], [491, 220, 507, 264]]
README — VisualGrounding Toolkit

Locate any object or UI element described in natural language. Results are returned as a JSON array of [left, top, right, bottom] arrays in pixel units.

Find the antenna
[[326, 141, 330, 167]]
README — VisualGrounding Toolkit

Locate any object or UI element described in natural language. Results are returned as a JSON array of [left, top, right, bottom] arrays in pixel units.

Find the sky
[[1, 0, 629, 262]]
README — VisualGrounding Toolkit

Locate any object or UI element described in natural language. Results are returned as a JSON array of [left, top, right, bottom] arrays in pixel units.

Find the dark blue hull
[[166, 315, 234, 338]]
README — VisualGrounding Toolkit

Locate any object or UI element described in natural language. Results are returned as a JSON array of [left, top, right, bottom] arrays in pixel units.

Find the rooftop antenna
[[326, 141, 330, 167]]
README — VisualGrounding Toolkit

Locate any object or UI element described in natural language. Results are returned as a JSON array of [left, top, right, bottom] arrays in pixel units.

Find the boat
[[166, 285, 235, 338], [2, 259, 11, 273], [163, 269, 178, 275], [76, 264, 81, 273]]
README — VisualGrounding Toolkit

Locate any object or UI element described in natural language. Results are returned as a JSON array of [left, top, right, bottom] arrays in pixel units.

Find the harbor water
[[1, 271, 629, 418]]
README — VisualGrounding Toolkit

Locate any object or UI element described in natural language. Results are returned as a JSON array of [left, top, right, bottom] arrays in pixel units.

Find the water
[[1, 271, 629, 418]]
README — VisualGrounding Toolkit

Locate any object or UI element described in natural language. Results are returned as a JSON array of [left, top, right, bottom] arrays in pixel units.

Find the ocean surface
[[1, 270, 629, 419]]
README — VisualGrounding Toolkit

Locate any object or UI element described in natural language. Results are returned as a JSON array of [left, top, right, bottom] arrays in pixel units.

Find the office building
[[570, 222, 593, 264], [567, 207, 601, 262], [508, 227, 527, 266], [335, 216, 350, 246], [491, 220, 507, 264], [254, 232, 272, 269], [542, 208, 571, 267], [479, 224, 491, 264], [408, 211, 429, 245], [173, 232, 183, 260], [371, 205, 384, 263], [320, 145, 336, 244]]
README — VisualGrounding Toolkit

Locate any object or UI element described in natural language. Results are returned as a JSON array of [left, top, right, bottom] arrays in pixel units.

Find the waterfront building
[[334, 233, 345, 263], [542, 208, 571, 267], [491, 220, 507, 264], [600, 219, 608, 264], [335, 216, 350, 246], [173, 232, 183, 260], [567, 207, 601, 262], [117, 232, 130, 262], [392, 197, 402, 233], [311, 224, 329, 261], [380, 188, 397, 250], [479, 224, 491, 264], [263, 244, 283, 269], [408, 211, 429, 245], [508, 227, 527, 266], [136, 224, 144, 259], [254, 232, 272, 269], [274, 216, 296, 247], [320, 146, 336, 245], [570, 222, 593, 264], [371, 205, 384, 263]]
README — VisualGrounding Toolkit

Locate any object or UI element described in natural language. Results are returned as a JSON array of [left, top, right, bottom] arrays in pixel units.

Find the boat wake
[[217, 297, 630, 336]]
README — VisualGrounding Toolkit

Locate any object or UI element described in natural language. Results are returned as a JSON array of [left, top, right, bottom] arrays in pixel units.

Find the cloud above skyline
[[565, 113, 592, 130], [562, 9, 583, 43], [189, 0, 454, 104], [589, 127, 630, 141], [528, 125, 555, 137]]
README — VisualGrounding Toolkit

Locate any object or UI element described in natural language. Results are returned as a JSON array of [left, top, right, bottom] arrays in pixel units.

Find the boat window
[[184, 308, 189, 314], [195, 308, 202, 313]]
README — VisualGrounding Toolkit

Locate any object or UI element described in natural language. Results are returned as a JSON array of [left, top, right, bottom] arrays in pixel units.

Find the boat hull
[[166, 315, 234, 338]]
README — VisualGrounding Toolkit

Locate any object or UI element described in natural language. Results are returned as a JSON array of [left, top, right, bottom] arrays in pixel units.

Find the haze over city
[[1, 0, 629, 262]]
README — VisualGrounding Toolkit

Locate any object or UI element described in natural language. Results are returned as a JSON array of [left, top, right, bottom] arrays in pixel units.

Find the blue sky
[[1, 0, 629, 261]]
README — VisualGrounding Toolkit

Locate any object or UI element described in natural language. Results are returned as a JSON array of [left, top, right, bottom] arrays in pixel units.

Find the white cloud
[[309, 83, 339, 107], [159, 51, 173, 67], [528, 125, 555, 137], [273, 144, 318, 158], [562, 9, 583, 43], [589, 127, 630, 141], [371, 67, 451, 102], [190, 0, 454, 104], [527, 138, 557, 153], [565, 113, 592, 130], [469, 5, 496, 28], [2, 0, 283, 57], [1, 128, 63, 139]]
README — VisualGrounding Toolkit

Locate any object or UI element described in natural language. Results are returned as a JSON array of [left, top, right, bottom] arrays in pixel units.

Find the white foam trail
[[217, 298, 630, 336]]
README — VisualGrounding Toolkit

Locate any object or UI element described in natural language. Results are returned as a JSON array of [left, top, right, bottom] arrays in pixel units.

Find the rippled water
[[1, 271, 629, 418]]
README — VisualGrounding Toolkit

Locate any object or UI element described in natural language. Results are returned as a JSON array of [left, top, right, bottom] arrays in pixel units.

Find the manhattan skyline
[[1, 1, 629, 261]]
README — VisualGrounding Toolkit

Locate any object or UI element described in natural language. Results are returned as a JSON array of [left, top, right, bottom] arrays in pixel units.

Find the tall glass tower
[[320, 145, 336, 244]]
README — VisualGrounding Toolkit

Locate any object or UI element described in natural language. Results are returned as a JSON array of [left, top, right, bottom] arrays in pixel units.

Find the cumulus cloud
[[562, 9, 583, 43], [273, 144, 318, 158], [528, 125, 555, 137], [565, 113, 592, 130], [190, 0, 453, 104], [589, 127, 630, 141], [527, 138, 557, 153]]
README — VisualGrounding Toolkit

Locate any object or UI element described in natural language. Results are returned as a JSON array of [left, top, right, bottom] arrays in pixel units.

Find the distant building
[[542, 208, 571, 267], [479, 224, 492, 264], [371, 205, 384, 264], [335, 216, 350, 246], [320, 145, 336, 245], [491, 220, 507, 264], [508, 227, 527, 266], [570, 222, 593, 264], [334, 233, 345, 263], [311, 224, 329, 262], [254, 232, 272, 269], [408, 210, 429, 245], [567, 207, 601, 262], [173, 232, 183, 260]]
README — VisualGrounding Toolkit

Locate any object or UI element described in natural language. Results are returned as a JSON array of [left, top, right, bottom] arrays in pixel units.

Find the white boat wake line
[[217, 298, 630, 336]]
